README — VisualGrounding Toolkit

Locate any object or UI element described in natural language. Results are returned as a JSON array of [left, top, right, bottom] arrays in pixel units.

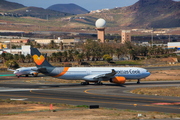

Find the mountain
[[1, 0, 180, 30], [7, 7, 72, 19], [73, 0, 180, 28], [0, 0, 72, 19], [47, 3, 89, 15], [0, 0, 25, 11], [127, 0, 180, 28]]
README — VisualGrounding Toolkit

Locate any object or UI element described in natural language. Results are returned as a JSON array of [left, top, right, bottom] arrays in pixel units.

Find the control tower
[[95, 18, 106, 43]]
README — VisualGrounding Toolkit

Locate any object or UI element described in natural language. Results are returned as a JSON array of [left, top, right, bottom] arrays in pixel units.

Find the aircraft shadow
[[0, 81, 179, 89]]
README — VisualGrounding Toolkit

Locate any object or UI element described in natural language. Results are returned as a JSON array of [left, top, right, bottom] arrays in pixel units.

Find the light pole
[[151, 28, 153, 47], [169, 34, 171, 42]]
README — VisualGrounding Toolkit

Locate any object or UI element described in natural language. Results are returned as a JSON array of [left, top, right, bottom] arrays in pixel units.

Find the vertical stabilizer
[[31, 48, 53, 68]]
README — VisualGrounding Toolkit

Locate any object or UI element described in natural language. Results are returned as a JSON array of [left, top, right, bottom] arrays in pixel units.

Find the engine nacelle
[[31, 72, 38, 77], [110, 77, 126, 84]]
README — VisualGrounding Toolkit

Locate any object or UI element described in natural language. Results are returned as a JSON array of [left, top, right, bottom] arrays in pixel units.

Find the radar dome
[[95, 18, 106, 28]]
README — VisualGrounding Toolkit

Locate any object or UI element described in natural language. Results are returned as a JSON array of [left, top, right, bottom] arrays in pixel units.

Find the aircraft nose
[[146, 72, 151, 77], [14, 71, 19, 75]]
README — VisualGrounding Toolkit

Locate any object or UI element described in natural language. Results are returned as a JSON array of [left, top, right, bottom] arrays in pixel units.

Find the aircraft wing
[[83, 69, 117, 81], [94, 69, 116, 79]]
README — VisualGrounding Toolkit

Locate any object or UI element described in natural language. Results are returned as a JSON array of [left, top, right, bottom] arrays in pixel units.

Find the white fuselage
[[14, 67, 37, 76], [56, 67, 150, 81]]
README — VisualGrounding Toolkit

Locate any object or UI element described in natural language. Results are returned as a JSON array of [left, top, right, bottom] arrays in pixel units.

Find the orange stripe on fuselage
[[53, 67, 69, 78]]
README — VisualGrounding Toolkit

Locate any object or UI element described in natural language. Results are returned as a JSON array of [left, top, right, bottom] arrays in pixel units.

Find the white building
[[1, 45, 31, 56], [21, 45, 31, 56], [35, 39, 59, 45], [168, 42, 180, 50]]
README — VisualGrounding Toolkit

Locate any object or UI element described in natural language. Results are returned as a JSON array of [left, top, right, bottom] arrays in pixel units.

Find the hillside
[[6, 7, 72, 19], [127, 0, 180, 28], [73, 0, 180, 28], [47, 3, 89, 15], [0, 0, 180, 32], [0, 0, 25, 11]]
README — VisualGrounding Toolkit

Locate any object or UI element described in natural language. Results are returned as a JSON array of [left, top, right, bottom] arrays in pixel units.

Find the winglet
[[112, 69, 116, 73]]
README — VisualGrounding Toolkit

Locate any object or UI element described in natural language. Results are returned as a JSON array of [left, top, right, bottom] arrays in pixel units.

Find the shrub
[[162, 54, 169, 58], [141, 57, 145, 60], [155, 55, 161, 58], [147, 56, 151, 59], [103, 54, 110, 60], [103, 54, 112, 63], [105, 56, 113, 62], [5, 60, 19, 68]]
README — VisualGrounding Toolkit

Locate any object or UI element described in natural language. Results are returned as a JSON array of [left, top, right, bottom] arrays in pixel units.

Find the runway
[[0, 77, 180, 113]]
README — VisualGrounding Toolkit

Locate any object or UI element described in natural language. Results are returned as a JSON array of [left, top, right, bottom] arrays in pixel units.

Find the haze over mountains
[[0, 0, 180, 29]]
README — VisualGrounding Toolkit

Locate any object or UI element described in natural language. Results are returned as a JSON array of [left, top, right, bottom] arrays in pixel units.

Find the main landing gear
[[81, 81, 89, 85], [137, 79, 140, 84], [95, 79, 103, 85], [16, 75, 20, 78], [95, 81, 103, 85], [81, 81, 103, 85]]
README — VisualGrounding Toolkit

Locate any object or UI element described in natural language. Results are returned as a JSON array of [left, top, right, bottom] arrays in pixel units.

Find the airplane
[[31, 48, 151, 85], [8, 66, 38, 77]]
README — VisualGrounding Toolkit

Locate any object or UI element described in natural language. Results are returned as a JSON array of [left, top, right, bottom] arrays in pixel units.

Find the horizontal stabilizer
[[7, 69, 15, 72], [8, 65, 15, 72]]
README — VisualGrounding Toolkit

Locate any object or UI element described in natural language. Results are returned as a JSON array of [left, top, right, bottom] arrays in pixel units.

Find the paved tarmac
[[0, 74, 180, 113], [0, 66, 180, 114]]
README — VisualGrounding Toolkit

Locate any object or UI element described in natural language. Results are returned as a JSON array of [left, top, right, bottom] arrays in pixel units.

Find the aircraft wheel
[[95, 82, 103, 85], [81, 82, 89, 85], [26, 75, 29, 77], [137, 79, 140, 84]]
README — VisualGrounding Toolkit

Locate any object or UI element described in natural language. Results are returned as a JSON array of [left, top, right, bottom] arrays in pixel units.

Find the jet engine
[[110, 77, 126, 84], [31, 72, 38, 77]]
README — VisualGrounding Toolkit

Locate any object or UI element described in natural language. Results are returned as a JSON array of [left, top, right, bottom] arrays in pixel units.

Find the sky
[[6, 0, 180, 11]]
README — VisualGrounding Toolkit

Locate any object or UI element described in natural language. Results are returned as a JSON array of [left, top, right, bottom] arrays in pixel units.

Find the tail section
[[31, 48, 53, 68]]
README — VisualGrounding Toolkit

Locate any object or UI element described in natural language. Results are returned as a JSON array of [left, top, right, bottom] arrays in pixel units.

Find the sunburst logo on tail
[[33, 55, 45, 65]]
